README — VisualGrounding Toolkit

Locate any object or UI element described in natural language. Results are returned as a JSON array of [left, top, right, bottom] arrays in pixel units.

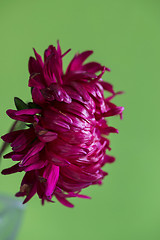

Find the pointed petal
[[32, 87, 45, 105], [82, 62, 103, 73], [23, 182, 37, 204], [55, 194, 74, 208], [35, 125, 58, 142], [43, 164, 59, 196], [33, 48, 44, 68], [101, 81, 115, 94], [24, 161, 45, 172], [103, 106, 124, 117], [1, 163, 24, 175], [66, 51, 93, 73], [15, 108, 41, 116], [1, 130, 24, 143], [7, 110, 34, 123], [28, 57, 41, 75], [21, 142, 45, 165]]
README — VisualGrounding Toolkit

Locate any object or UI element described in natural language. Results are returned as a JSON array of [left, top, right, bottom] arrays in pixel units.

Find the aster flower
[[1, 42, 124, 207]]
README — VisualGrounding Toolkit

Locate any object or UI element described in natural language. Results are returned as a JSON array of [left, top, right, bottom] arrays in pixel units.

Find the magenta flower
[[1, 42, 124, 207]]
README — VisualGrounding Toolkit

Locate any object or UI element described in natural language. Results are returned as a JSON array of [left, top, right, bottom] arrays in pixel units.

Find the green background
[[0, 0, 160, 239]]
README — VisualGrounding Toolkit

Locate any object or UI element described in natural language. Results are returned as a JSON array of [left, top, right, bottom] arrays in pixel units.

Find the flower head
[[1, 42, 124, 207]]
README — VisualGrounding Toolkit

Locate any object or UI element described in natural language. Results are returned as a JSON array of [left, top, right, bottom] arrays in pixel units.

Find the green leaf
[[14, 97, 28, 111]]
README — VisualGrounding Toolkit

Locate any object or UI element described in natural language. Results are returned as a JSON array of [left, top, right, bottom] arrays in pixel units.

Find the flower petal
[[66, 50, 93, 73], [103, 106, 124, 117], [43, 163, 59, 196], [1, 163, 24, 175], [32, 87, 45, 105], [7, 110, 34, 123], [21, 142, 45, 165], [61, 164, 102, 183], [82, 62, 104, 73]]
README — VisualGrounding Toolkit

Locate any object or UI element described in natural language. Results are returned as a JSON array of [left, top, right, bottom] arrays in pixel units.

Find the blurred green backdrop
[[0, 0, 160, 239]]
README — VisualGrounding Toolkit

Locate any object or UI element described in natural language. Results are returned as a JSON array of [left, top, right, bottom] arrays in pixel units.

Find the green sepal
[[14, 97, 28, 111], [27, 102, 41, 109]]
